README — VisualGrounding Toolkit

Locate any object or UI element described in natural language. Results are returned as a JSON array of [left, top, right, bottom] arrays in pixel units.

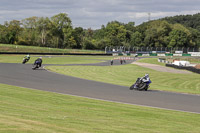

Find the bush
[[82, 40, 96, 50]]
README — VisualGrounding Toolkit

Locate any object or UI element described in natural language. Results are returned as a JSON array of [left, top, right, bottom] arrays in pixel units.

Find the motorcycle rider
[[130, 73, 152, 91], [141, 74, 151, 88], [34, 57, 43, 67], [23, 54, 30, 62]]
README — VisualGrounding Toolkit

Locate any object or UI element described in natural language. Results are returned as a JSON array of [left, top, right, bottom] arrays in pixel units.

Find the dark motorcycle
[[22, 58, 29, 64], [32, 61, 40, 70], [130, 78, 151, 91]]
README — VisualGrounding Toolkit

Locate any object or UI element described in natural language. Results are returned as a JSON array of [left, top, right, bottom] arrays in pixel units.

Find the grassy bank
[[0, 54, 112, 64], [137, 57, 200, 65], [137, 58, 165, 66], [0, 83, 200, 133], [0, 44, 104, 54]]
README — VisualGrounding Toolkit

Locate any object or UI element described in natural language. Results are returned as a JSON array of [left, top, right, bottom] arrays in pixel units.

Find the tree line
[[0, 13, 200, 50]]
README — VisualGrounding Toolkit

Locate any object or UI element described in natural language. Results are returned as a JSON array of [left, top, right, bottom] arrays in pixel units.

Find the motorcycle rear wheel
[[32, 64, 38, 70], [137, 83, 147, 91]]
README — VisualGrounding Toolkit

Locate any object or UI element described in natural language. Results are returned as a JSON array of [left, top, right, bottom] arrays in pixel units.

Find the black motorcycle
[[130, 78, 151, 91], [32, 61, 40, 70]]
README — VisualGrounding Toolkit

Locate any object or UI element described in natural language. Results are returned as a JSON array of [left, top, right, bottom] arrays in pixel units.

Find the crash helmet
[[145, 73, 149, 77]]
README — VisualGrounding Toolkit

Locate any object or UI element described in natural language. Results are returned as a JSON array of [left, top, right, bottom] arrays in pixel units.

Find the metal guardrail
[[105, 46, 200, 54]]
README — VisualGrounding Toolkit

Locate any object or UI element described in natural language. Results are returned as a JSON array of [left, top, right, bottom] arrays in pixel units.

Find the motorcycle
[[32, 61, 40, 70], [130, 78, 151, 91], [22, 58, 29, 64]]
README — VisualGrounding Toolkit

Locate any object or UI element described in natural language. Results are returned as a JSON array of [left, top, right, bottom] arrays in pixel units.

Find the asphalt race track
[[0, 62, 200, 114]]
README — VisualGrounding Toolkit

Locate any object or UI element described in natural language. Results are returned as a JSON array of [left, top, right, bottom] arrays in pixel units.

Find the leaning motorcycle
[[130, 78, 151, 91], [32, 61, 40, 70], [22, 58, 29, 64]]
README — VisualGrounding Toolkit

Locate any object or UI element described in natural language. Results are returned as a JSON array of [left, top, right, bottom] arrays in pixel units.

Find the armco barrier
[[115, 53, 198, 56], [182, 54, 191, 56], [165, 53, 173, 56], [166, 64, 200, 74]]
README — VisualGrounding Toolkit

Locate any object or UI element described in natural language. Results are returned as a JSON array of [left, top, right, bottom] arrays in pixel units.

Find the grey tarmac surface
[[0, 62, 200, 114]]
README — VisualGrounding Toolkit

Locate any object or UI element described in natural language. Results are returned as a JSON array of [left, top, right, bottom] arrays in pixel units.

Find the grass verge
[[0, 44, 104, 54], [0, 83, 200, 133], [0, 54, 112, 64], [137, 58, 165, 66]]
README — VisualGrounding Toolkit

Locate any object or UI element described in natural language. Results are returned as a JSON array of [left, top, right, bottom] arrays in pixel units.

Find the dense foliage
[[0, 13, 200, 50]]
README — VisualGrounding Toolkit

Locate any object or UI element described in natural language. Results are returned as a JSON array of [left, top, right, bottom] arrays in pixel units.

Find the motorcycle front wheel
[[129, 84, 135, 90]]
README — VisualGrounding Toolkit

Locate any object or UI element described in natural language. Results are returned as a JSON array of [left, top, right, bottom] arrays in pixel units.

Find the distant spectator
[[120, 60, 123, 64], [110, 59, 113, 65], [123, 59, 126, 63]]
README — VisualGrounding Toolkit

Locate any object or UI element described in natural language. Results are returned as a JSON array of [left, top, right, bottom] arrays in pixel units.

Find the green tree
[[20, 16, 39, 46], [4, 20, 22, 44], [82, 39, 96, 50], [130, 31, 142, 47], [144, 20, 172, 47], [36, 17, 52, 47], [51, 13, 72, 48], [124, 22, 135, 32], [105, 21, 127, 46], [0, 24, 9, 43], [67, 36, 77, 48], [168, 29, 188, 47], [70, 27, 84, 48]]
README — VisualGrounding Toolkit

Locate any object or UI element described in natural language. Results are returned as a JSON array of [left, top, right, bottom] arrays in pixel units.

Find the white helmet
[[145, 74, 149, 77]]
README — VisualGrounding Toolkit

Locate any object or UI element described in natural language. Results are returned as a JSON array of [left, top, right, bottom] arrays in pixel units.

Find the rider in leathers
[[141, 74, 151, 86], [34, 57, 42, 67]]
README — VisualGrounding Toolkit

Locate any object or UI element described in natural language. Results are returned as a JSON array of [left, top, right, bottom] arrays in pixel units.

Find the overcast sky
[[0, 0, 200, 29]]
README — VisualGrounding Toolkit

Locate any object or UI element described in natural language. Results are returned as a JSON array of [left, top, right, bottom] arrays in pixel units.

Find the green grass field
[[0, 83, 200, 133], [137, 58, 166, 66], [1, 54, 200, 132], [0, 44, 104, 54], [0, 54, 113, 64], [137, 57, 200, 65]]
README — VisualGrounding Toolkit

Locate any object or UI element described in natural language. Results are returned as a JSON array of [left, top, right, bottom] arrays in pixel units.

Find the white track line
[[7, 82, 200, 115]]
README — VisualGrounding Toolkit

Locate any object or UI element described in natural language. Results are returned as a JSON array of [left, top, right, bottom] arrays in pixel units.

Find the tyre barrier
[[165, 64, 200, 74]]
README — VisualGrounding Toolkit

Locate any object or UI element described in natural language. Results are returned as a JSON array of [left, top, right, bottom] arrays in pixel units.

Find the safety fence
[[112, 52, 200, 57], [106, 46, 200, 54]]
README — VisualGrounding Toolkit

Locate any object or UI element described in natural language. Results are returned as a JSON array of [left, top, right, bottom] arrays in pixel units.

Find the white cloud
[[0, 0, 200, 29]]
